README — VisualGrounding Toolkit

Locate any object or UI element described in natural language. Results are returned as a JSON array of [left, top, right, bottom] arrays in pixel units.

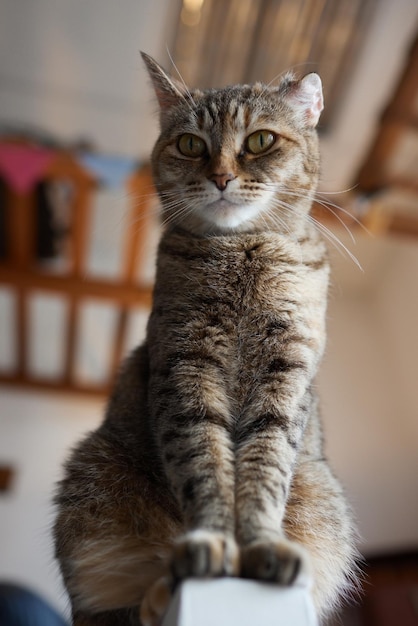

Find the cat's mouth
[[202, 197, 261, 230], [206, 197, 246, 218], [208, 198, 238, 211]]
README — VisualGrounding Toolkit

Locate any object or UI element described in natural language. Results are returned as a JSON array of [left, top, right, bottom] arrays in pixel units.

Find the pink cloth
[[0, 143, 55, 194]]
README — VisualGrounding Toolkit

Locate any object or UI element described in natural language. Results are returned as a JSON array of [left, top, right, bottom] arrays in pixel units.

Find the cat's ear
[[141, 52, 186, 111], [288, 73, 324, 128]]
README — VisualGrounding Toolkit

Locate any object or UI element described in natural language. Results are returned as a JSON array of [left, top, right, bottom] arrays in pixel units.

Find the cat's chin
[[199, 198, 262, 232]]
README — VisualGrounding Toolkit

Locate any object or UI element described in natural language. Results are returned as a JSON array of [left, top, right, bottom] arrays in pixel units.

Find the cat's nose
[[209, 172, 236, 191]]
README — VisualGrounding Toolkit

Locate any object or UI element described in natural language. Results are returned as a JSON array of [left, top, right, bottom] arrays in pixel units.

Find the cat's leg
[[235, 387, 315, 587], [284, 459, 360, 619], [150, 347, 239, 582], [161, 418, 240, 582], [233, 286, 327, 583]]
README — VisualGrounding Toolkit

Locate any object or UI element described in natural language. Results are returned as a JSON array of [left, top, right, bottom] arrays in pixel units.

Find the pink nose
[[209, 172, 236, 191]]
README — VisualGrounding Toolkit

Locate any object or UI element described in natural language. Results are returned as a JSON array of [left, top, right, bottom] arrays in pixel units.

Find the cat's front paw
[[241, 538, 312, 587], [171, 530, 239, 581]]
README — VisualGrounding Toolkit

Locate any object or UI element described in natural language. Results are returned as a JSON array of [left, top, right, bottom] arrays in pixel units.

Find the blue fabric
[[78, 152, 139, 188], [0, 583, 68, 626]]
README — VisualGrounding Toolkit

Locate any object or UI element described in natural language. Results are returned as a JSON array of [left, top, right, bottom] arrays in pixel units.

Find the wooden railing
[[0, 147, 155, 396]]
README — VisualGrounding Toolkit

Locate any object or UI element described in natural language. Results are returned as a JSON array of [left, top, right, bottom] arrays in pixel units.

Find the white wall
[[0, 388, 104, 618], [375, 238, 418, 424], [0, 0, 180, 158], [319, 234, 418, 555]]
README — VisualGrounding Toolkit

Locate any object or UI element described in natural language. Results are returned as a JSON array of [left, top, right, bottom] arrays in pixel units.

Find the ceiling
[[173, 0, 377, 130]]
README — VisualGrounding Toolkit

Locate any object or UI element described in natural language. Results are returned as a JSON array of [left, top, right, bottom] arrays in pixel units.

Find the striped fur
[[54, 54, 359, 625]]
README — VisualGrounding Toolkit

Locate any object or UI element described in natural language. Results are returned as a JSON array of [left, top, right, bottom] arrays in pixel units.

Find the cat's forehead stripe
[[228, 102, 248, 129], [196, 91, 261, 133]]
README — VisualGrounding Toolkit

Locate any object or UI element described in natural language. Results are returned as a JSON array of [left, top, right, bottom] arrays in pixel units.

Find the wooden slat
[[384, 35, 418, 119], [386, 177, 418, 195], [7, 189, 35, 269], [63, 297, 78, 385], [0, 466, 14, 492], [44, 151, 95, 186], [70, 182, 92, 276], [108, 308, 128, 384], [0, 374, 110, 397], [44, 151, 96, 276], [62, 179, 91, 382], [389, 212, 418, 238], [44, 152, 95, 383], [15, 287, 28, 378], [357, 35, 418, 192], [108, 167, 154, 384], [121, 167, 153, 282], [0, 266, 153, 308], [5, 189, 35, 378], [358, 120, 412, 191]]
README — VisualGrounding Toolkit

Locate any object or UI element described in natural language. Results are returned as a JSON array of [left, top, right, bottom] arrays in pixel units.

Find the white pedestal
[[162, 579, 318, 626]]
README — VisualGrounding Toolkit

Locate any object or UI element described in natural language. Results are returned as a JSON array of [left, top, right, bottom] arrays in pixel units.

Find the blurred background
[[0, 1, 417, 624]]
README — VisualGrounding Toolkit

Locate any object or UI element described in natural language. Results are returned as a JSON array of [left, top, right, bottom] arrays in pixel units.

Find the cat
[[54, 52, 360, 626]]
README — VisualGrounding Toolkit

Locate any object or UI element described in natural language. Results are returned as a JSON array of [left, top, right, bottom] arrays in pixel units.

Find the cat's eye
[[246, 130, 276, 155], [177, 134, 207, 158]]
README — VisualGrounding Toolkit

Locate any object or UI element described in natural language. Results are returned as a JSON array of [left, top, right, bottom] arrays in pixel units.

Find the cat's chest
[[148, 233, 328, 392], [152, 232, 328, 333]]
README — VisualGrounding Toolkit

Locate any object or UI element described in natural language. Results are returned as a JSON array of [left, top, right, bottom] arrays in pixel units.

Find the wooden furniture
[[0, 147, 154, 396]]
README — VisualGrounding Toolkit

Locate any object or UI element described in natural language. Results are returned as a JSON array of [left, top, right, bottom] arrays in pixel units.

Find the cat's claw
[[241, 538, 312, 587], [171, 529, 240, 581]]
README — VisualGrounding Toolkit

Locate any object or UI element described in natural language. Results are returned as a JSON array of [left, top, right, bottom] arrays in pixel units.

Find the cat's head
[[142, 52, 323, 236]]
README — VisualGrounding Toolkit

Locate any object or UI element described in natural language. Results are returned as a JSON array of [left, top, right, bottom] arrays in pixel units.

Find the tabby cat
[[54, 53, 359, 626]]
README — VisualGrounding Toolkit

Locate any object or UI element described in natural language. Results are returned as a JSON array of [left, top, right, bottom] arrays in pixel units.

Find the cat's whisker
[[263, 203, 294, 238], [276, 184, 368, 234], [125, 191, 197, 234], [313, 201, 358, 244], [266, 194, 362, 270], [160, 198, 201, 229], [266, 182, 363, 246], [315, 193, 372, 237], [160, 204, 189, 228], [316, 185, 359, 196], [305, 195, 358, 244], [127, 191, 160, 203], [308, 216, 363, 270]]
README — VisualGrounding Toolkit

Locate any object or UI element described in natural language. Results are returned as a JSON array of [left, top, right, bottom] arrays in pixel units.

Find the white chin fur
[[197, 199, 263, 231]]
